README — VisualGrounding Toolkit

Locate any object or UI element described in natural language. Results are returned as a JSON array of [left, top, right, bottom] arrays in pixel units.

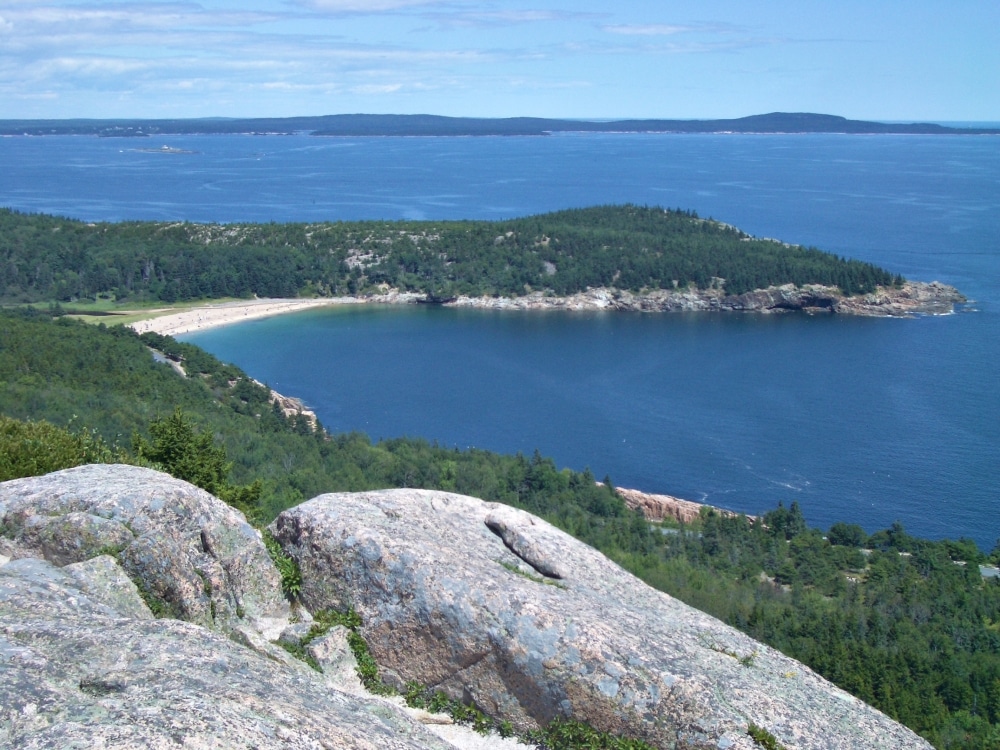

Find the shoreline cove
[[128, 280, 965, 337], [127, 280, 964, 524]]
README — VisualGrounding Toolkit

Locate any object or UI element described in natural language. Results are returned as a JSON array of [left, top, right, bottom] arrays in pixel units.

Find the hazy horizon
[[0, 1, 995, 123], [4, 113, 999, 131]]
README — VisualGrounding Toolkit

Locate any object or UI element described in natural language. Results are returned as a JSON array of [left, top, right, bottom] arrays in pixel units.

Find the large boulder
[[271, 489, 932, 750], [0, 554, 457, 750], [0, 464, 289, 638]]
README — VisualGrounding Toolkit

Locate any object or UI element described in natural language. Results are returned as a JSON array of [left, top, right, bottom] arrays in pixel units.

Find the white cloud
[[423, 9, 591, 28], [603, 24, 701, 37], [0, 1, 802, 118], [46, 56, 150, 77], [351, 83, 403, 94], [2, 3, 275, 27], [11, 91, 59, 101], [297, 0, 438, 12]]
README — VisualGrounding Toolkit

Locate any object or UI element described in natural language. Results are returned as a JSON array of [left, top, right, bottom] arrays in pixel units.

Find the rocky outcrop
[[272, 489, 932, 750], [614, 487, 752, 524], [0, 466, 527, 750], [0, 554, 458, 750], [442, 281, 965, 317], [252, 378, 319, 432], [0, 463, 290, 639], [0, 467, 932, 749], [832, 280, 967, 316]]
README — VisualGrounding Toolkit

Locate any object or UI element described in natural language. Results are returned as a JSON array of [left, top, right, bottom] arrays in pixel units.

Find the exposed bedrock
[[0, 555, 456, 750], [444, 280, 966, 316], [271, 489, 932, 750], [0, 463, 290, 639], [0, 466, 463, 750]]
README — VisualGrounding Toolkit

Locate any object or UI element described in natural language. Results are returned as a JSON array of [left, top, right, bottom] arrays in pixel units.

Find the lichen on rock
[[272, 488, 933, 750], [0, 466, 933, 749], [0, 463, 290, 638], [0, 553, 458, 750]]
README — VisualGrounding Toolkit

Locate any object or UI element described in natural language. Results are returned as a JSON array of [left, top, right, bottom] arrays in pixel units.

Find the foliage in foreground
[[2, 308, 998, 750], [0, 414, 126, 482]]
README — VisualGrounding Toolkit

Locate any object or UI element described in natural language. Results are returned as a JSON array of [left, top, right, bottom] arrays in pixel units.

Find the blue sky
[[1, 0, 997, 121]]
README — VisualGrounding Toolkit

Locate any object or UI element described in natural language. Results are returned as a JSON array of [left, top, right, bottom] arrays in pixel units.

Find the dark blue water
[[2, 133, 998, 546]]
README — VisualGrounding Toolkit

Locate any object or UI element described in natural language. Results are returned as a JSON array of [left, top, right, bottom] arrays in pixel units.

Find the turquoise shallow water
[[2, 132, 997, 545]]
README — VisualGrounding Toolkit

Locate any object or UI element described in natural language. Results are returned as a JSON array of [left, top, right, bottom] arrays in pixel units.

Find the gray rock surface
[[0, 464, 289, 638], [307, 625, 366, 694], [445, 280, 966, 317], [0, 553, 457, 750], [272, 489, 933, 750]]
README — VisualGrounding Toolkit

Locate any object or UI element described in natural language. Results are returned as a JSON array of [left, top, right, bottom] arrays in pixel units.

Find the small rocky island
[[1, 464, 932, 749]]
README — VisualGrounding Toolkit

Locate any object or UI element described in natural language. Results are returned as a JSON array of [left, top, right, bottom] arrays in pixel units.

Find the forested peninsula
[[0, 205, 964, 315]]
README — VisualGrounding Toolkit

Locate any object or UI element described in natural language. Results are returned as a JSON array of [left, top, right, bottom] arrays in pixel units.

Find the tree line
[[0, 205, 902, 305]]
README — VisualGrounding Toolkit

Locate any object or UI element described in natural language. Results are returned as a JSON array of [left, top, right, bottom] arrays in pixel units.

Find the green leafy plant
[[401, 682, 654, 749], [279, 608, 394, 695], [748, 723, 787, 750], [346, 629, 393, 695], [129, 575, 177, 619], [277, 640, 321, 672], [93, 543, 127, 559], [401, 683, 494, 736], [262, 529, 302, 601], [535, 718, 657, 750]]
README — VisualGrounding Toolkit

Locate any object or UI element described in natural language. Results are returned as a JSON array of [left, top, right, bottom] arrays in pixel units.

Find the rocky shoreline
[[614, 487, 754, 525], [129, 280, 965, 338], [442, 280, 967, 317]]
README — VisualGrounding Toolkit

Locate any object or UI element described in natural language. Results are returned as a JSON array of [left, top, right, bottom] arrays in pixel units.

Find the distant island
[[1, 112, 997, 137]]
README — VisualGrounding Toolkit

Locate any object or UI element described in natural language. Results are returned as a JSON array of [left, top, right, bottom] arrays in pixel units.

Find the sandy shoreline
[[128, 279, 966, 338], [128, 297, 367, 337]]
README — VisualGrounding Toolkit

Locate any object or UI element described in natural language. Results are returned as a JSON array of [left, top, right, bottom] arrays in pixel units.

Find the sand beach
[[128, 297, 364, 337]]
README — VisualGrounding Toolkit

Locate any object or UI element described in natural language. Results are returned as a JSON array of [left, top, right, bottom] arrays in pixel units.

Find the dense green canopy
[[0, 205, 901, 304]]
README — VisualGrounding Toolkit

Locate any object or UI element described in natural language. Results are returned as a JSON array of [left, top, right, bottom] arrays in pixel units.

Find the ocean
[[1, 132, 997, 546]]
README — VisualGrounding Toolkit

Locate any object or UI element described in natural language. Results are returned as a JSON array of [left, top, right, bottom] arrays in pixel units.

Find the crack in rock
[[484, 512, 567, 580]]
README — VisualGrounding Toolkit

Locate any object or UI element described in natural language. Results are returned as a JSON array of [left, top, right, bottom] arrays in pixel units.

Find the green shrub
[[277, 640, 321, 672], [261, 529, 302, 601], [0, 415, 123, 481], [278, 608, 395, 696], [748, 723, 787, 750]]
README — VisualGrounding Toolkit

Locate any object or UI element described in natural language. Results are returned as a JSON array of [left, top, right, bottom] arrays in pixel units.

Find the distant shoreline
[[4, 112, 999, 138]]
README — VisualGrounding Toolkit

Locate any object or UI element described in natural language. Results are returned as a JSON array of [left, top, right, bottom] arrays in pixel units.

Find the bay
[[1, 132, 997, 546]]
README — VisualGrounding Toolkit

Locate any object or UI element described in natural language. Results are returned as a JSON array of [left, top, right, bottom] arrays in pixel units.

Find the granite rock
[[444, 280, 965, 317], [0, 554, 456, 750], [0, 464, 290, 638], [615, 487, 753, 525], [272, 489, 933, 750]]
